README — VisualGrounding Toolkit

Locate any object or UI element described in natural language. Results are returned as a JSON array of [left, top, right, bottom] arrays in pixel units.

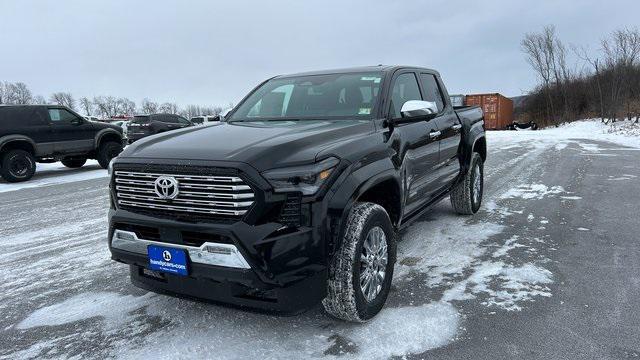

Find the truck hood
[[120, 120, 375, 171]]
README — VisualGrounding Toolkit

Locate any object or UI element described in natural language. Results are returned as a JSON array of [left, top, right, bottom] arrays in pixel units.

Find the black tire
[[96, 141, 123, 169], [61, 157, 87, 168], [450, 152, 483, 215], [322, 202, 396, 322], [1, 149, 36, 183]]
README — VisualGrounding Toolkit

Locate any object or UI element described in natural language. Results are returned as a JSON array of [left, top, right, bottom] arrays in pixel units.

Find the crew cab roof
[[274, 65, 440, 79]]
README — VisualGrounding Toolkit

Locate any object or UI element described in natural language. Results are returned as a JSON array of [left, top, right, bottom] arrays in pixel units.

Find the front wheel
[[450, 152, 483, 215], [97, 141, 123, 169], [1, 149, 36, 183], [322, 202, 396, 322]]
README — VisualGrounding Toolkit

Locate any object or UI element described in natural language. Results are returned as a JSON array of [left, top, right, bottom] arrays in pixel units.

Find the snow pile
[[604, 119, 640, 138]]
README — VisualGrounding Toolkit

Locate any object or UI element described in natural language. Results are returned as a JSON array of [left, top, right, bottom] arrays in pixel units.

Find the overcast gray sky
[[2, 0, 639, 107]]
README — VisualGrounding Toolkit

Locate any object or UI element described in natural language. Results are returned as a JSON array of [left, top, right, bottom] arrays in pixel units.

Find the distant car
[[190, 115, 222, 125], [126, 114, 193, 143], [0, 105, 124, 182]]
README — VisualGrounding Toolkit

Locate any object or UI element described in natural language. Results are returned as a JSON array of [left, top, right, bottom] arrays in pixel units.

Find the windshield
[[229, 72, 383, 121]]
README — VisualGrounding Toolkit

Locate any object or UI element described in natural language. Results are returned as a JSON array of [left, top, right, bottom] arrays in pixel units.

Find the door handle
[[429, 130, 442, 139], [452, 124, 462, 131]]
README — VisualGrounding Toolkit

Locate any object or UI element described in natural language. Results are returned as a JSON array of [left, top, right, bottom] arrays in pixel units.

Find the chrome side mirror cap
[[400, 100, 438, 118]]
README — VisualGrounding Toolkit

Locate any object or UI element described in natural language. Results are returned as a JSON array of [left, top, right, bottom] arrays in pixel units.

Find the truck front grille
[[114, 170, 255, 220]]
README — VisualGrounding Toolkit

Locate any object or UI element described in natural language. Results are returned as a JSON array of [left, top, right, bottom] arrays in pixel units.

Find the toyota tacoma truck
[[108, 66, 486, 322]]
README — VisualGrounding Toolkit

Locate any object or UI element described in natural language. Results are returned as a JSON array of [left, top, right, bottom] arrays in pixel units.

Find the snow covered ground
[[0, 160, 107, 193], [1, 119, 639, 359]]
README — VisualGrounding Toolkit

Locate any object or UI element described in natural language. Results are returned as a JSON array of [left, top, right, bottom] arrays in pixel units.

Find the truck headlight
[[262, 157, 340, 195]]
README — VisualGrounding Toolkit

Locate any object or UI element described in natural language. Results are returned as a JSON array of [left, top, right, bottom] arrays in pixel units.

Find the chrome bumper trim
[[111, 230, 251, 269]]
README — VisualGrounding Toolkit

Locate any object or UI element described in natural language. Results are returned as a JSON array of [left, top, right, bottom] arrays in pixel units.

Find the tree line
[[0, 81, 231, 120], [520, 26, 640, 126]]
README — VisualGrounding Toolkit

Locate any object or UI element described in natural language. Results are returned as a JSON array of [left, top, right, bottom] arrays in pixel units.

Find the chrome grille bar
[[114, 170, 254, 219]]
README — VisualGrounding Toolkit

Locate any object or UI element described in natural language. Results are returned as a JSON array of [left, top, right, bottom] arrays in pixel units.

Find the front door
[[389, 72, 441, 217], [47, 107, 95, 153]]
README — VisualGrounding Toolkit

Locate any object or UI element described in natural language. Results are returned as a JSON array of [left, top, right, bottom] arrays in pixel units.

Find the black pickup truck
[[108, 66, 485, 322], [0, 105, 124, 182]]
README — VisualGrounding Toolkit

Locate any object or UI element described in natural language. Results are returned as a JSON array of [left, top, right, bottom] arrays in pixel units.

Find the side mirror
[[400, 100, 439, 119], [71, 117, 84, 126]]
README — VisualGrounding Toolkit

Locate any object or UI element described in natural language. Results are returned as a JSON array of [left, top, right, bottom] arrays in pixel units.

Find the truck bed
[[454, 105, 483, 126]]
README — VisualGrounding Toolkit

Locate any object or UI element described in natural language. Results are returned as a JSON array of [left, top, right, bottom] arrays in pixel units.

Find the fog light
[[115, 230, 136, 241], [203, 245, 233, 255]]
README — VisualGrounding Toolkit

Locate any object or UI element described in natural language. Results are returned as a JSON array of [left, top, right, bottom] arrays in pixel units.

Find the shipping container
[[464, 93, 513, 130], [449, 94, 465, 107]]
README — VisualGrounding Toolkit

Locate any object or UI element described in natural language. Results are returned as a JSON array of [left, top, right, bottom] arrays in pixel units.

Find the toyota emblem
[[154, 176, 180, 200]]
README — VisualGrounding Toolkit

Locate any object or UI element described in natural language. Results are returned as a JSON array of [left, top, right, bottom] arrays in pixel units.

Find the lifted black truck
[[0, 105, 124, 182], [108, 66, 486, 322]]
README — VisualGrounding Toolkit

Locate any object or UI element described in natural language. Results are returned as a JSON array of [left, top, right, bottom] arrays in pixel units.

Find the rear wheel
[[1, 149, 36, 182], [97, 141, 123, 169], [450, 152, 483, 214], [61, 157, 87, 168], [322, 202, 396, 322]]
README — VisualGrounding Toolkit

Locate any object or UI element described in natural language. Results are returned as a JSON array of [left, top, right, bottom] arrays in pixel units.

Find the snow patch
[[396, 216, 504, 286], [442, 262, 553, 311], [17, 292, 153, 330], [500, 184, 565, 200]]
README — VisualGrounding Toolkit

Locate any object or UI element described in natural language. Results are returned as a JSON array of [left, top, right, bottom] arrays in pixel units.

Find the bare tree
[[79, 97, 93, 115], [0, 81, 5, 104], [50, 92, 76, 110], [5, 82, 33, 104], [32, 95, 47, 105], [601, 28, 640, 121], [159, 102, 178, 114], [116, 97, 136, 115], [140, 98, 158, 114]]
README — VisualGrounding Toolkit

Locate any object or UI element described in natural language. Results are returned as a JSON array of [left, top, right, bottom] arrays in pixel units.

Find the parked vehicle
[[507, 121, 538, 130], [0, 105, 124, 182], [190, 115, 221, 125], [108, 66, 486, 322], [112, 120, 129, 138], [126, 114, 193, 143]]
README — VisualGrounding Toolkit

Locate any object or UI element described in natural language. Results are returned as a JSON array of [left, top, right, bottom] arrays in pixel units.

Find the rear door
[[388, 71, 441, 217], [0, 106, 53, 155], [46, 107, 95, 153], [420, 73, 462, 188]]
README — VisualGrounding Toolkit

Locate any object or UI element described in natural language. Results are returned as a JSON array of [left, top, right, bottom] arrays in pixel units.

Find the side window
[[389, 73, 422, 118], [420, 74, 445, 112], [177, 116, 190, 124], [48, 108, 79, 124]]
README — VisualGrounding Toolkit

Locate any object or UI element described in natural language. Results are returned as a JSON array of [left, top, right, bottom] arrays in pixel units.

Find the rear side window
[[420, 74, 445, 112], [48, 108, 78, 124], [0, 107, 47, 127], [389, 73, 422, 118]]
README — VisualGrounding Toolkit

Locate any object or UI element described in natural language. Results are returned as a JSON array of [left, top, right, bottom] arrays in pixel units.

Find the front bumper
[[108, 205, 330, 313]]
